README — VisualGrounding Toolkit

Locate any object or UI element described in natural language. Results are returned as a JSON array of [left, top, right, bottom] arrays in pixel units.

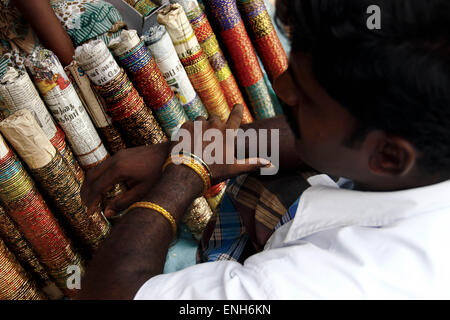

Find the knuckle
[[181, 121, 194, 131], [195, 116, 207, 122], [209, 115, 222, 126]]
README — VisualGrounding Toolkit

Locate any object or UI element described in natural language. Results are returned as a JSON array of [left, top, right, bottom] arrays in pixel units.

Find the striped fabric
[[199, 171, 315, 263], [51, 0, 125, 46], [200, 173, 354, 264], [0, 57, 9, 81], [200, 194, 250, 262], [275, 198, 300, 229]]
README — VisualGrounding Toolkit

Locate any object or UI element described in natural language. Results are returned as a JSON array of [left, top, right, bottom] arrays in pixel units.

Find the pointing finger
[[226, 104, 244, 130]]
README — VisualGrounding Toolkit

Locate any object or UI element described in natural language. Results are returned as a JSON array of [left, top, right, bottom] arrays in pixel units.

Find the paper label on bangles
[[0, 109, 56, 169], [158, 55, 197, 104], [177, 43, 202, 60], [45, 85, 108, 166], [85, 54, 121, 86], [109, 30, 141, 57], [65, 62, 112, 128], [146, 31, 197, 105], [158, 4, 201, 56], [0, 71, 58, 139], [172, 33, 200, 58], [0, 135, 9, 159], [5, 99, 57, 140], [175, 0, 199, 13]]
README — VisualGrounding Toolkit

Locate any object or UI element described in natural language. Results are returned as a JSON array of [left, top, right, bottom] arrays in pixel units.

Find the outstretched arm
[[77, 164, 204, 299], [12, 0, 75, 65], [82, 114, 304, 218], [77, 106, 270, 299]]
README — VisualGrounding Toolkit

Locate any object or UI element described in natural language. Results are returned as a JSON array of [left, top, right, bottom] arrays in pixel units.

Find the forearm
[[12, 0, 75, 66], [77, 108, 293, 299], [77, 166, 203, 300]]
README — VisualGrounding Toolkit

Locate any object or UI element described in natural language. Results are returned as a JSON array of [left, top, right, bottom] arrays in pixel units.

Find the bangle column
[[64, 61, 127, 155], [0, 238, 47, 300], [236, 0, 288, 82], [143, 25, 209, 121], [0, 110, 111, 253], [158, 4, 231, 122], [0, 204, 63, 299], [0, 67, 84, 183], [173, 0, 254, 124], [204, 0, 276, 119], [109, 30, 188, 138], [0, 134, 83, 297], [75, 39, 167, 147]]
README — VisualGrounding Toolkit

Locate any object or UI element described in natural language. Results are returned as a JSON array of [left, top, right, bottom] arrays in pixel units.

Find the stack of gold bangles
[[162, 152, 212, 196], [125, 152, 212, 238]]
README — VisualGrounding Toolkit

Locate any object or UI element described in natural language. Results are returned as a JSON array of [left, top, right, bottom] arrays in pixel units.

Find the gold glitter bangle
[[127, 202, 177, 237], [201, 36, 221, 58], [162, 154, 212, 196], [215, 65, 233, 82], [180, 152, 213, 179], [249, 10, 275, 38]]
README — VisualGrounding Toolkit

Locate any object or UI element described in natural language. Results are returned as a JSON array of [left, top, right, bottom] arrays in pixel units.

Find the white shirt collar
[[280, 174, 450, 244]]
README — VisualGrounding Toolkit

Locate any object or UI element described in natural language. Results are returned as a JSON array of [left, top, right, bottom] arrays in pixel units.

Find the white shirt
[[134, 175, 450, 299]]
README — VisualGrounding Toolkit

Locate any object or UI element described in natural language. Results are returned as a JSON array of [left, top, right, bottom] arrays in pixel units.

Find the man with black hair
[[78, 0, 450, 299]]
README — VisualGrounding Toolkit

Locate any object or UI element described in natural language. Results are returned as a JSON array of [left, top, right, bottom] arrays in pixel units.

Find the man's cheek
[[295, 139, 320, 167]]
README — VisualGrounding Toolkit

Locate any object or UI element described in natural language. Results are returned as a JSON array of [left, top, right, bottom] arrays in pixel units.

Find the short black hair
[[276, 0, 450, 175]]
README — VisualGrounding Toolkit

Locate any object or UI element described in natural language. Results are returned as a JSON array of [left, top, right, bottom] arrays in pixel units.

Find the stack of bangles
[[124, 152, 213, 238], [162, 152, 212, 196]]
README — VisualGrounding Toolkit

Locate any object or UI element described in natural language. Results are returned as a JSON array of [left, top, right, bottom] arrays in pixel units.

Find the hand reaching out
[[81, 143, 170, 218], [166, 104, 273, 188]]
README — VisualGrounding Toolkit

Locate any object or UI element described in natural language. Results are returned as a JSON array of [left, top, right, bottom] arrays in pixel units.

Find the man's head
[[273, 0, 450, 191]]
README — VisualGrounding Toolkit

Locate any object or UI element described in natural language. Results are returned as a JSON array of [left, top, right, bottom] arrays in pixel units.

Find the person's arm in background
[[12, 0, 75, 66]]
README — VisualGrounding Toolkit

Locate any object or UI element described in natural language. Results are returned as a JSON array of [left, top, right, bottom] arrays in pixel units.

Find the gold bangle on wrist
[[179, 151, 213, 178], [126, 202, 177, 237], [162, 154, 212, 196]]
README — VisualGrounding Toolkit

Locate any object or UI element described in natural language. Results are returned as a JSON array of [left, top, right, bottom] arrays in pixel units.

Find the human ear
[[368, 135, 416, 176]]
